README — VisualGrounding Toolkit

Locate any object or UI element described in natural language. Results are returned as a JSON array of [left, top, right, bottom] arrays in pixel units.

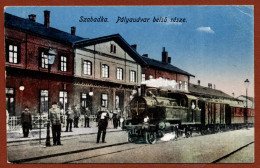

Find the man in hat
[[74, 105, 80, 128], [84, 107, 91, 128], [96, 110, 109, 143], [21, 106, 32, 137], [49, 102, 62, 145], [112, 111, 118, 129], [65, 105, 74, 132]]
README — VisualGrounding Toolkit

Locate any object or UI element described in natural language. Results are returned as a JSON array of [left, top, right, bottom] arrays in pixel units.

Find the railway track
[[11, 142, 130, 163], [211, 141, 254, 163], [9, 128, 253, 163]]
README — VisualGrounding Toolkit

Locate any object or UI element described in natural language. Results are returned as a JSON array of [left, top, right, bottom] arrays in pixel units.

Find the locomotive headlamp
[[144, 116, 149, 123]]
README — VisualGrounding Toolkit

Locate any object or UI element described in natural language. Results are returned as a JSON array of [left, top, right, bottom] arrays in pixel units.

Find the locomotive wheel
[[144, 131, 157, 144]]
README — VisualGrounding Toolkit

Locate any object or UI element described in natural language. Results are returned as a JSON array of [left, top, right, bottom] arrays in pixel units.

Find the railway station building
[[4, 10, 195, 118], [4, 11, 146, 117]]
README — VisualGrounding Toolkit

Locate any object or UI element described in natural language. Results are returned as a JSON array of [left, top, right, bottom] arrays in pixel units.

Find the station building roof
[[141, 56, 195, 77], [4, 12, 85, 44]]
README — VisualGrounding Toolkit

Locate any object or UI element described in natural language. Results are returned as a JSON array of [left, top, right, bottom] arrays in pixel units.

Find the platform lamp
[[19, 81, 24, 128], [88, 88, 93, 115], [244, 79, 250, 126], [19, 81, 24, 91], [46, 48, 57, 147]]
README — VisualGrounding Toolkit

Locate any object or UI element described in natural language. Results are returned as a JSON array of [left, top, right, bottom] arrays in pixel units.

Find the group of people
[[20, 103, 114, 145], [65, 105, 91, 132], [112, 113, 123, 129]]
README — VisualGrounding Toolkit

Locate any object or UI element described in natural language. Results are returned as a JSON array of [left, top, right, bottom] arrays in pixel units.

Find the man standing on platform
[[21, 106, 32, 138], [74, 105, 80, 128], [65, 105, 74, 132], [96, 110, 109, 143], [50, 102, 62, 145], [84, 107, 91, 128]]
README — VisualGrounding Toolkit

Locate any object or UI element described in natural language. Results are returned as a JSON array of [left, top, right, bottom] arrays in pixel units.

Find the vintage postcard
[[4, 6, 254, 164]]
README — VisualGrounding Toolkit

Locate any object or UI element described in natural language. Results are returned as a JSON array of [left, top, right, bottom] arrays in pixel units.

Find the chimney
[[142, 54, 148, 57], [131, 44, 137, 50], [198, 80, 200, 86], [168, 57, 171, 64], [213, 84, 216, 89], [208, 83, 212, 88], [162, 47, 168, 63], [232, 92, 235, 97], [71, 27, 76, 35], [44, 10, 50, 28], [28, 14, 36, 22]]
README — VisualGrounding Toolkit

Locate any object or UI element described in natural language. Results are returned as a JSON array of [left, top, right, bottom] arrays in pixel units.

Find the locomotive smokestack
[[141, 84, 147, 96]]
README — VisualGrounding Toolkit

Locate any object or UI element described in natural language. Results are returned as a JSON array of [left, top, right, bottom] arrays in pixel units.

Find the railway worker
[[96, 110, 109, 143], [65, 105, 74, 132], [50, 102, 62, 145], [74, 105, 80, 128], [112, 112, 118, 129], [84, 107, 91, 128], [21, 106, 32, 138]]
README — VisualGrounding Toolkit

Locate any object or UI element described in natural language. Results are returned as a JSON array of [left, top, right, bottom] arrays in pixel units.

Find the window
[[115, 95, 120, 109], [40, 90, 48, 114], [7, 44, 19, 64], [101, 94, 108, 108], [130, 70, 136, 82], [110, 44, 116, 53], [83, 61, 92, 75], [6, 88, 15, 116], [117, 68, 123, 80], [179, 81, 182, 90], [59, 91, 68, 112], [149, 75, 153, 80], [142, 74, 146, 82], [184, 81, 188, 91], [60, 56, 67, 72], [81, 93, 87, 108], [102, 64, 109, 78], [41, 52, 49, 69]]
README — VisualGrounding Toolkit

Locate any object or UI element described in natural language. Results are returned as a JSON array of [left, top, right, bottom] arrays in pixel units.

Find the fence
[[7, 115, 97, 132]]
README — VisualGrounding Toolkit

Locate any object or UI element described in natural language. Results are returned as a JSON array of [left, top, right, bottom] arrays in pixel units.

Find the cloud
[[196, 27, 215, 33]]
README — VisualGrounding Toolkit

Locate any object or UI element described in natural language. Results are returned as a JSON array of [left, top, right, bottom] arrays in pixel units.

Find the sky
[[5, 6, 254, 97]]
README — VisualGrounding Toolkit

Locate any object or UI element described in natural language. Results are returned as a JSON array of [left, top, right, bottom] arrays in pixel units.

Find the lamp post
[[244, 79, 250, 127], [46, 48, 56, 147]]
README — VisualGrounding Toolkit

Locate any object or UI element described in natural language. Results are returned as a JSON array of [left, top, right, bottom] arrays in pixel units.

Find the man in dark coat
[[50, 102, 62, 145], [65, 105, 74, 132], [96, 110, 109, 143], [74, 105, 80, 128], [112, 112, 118, 129], [84, 107, 91, 128], [21, 106, 32, 137]]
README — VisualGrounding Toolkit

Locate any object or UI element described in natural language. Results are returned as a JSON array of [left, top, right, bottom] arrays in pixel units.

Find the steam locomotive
[[123, 86, 254, 144]]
